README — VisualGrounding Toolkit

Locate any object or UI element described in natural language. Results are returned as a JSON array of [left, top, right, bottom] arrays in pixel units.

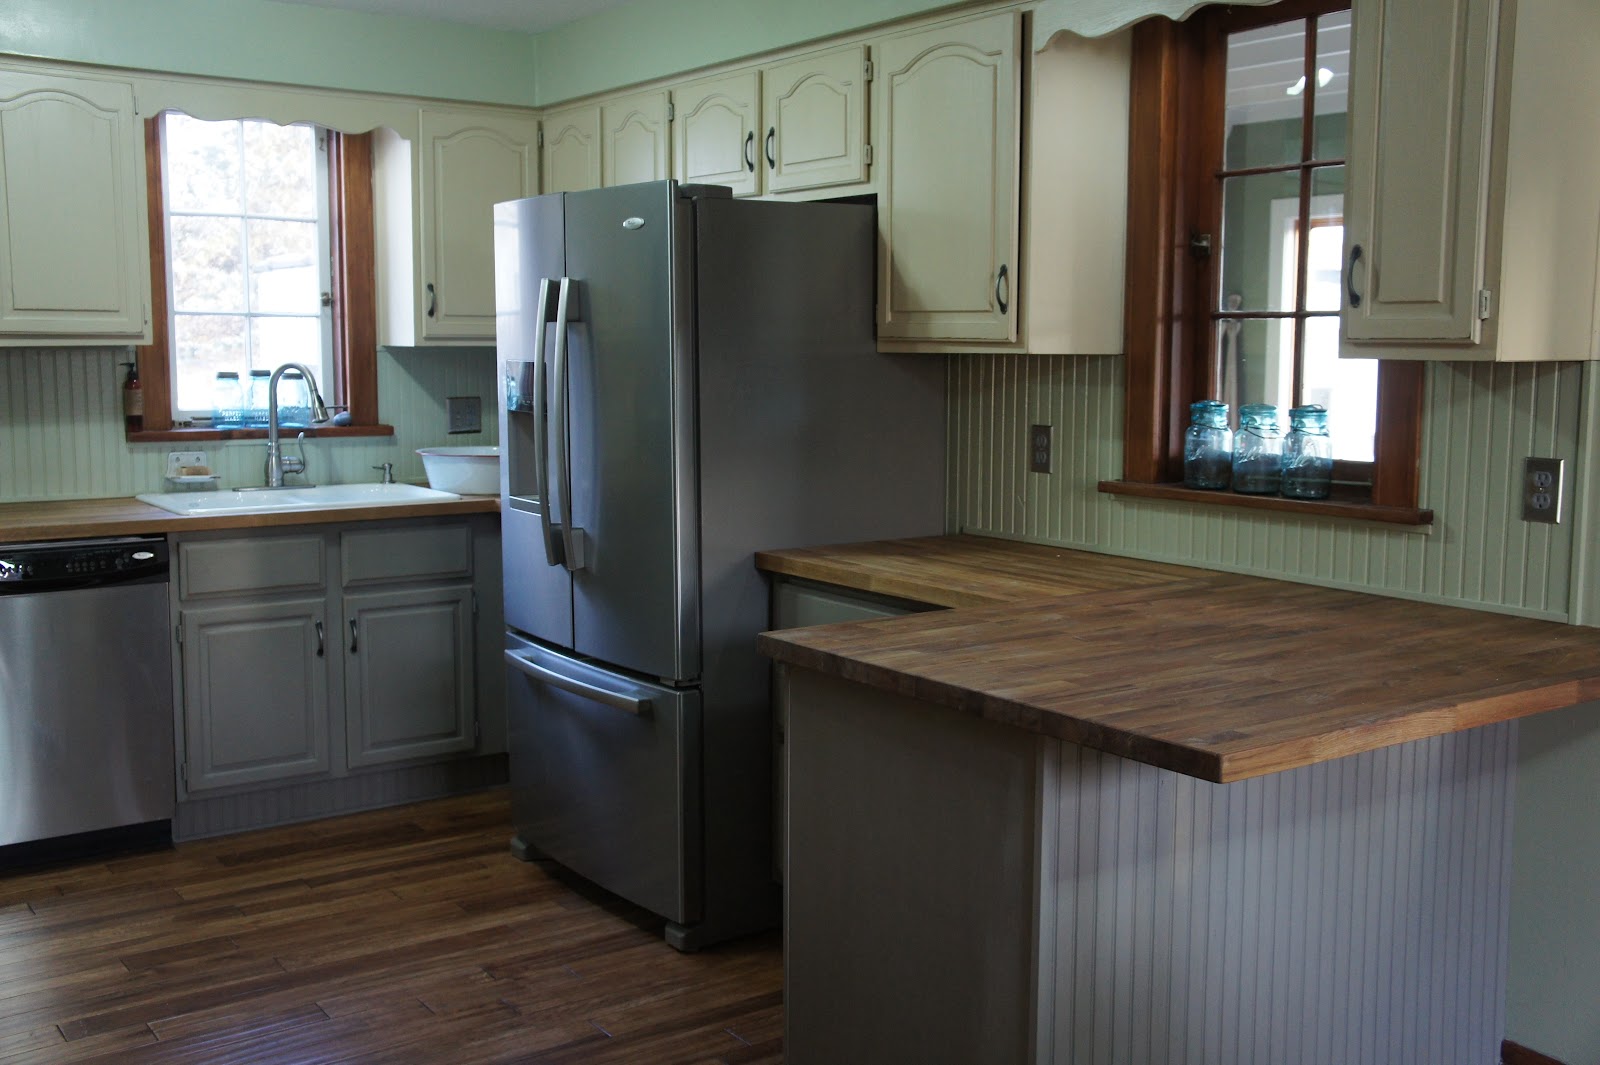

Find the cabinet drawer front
[[341, 524, 471, 586], [179, 536, 325, 598]]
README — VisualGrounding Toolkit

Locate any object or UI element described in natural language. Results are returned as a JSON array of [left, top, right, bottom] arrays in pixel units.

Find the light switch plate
[[447, 396, 482, 435], [1522, 456, 1564, 524]]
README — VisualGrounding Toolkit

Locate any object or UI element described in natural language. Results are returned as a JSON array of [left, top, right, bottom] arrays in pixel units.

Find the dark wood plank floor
[[0, 790, 782, 1064]]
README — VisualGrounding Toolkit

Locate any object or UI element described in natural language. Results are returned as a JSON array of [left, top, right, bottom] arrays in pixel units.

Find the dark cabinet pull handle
[[744, 130, 755, 172], [765, 127, 776, 170], [995, 264, 1010, 315], [349, 618, 359, 654], [315, 621, 324, 658], [426, 282, 437, 318], [1347, 244, 1364, 308]]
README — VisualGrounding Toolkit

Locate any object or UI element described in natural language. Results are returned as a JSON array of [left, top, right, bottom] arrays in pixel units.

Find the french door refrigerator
[[495, 180, 944, 950]]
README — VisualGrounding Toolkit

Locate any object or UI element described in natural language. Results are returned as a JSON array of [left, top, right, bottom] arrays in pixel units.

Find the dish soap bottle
[[121, 360, 143, 434]]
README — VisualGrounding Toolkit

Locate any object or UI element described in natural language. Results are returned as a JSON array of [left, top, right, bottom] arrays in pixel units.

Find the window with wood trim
[[1112, 0, 1427, 523], [131, 115, 384, 440]]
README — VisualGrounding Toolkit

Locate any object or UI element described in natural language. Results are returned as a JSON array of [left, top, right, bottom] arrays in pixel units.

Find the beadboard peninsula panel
[[950, 355, 1582, 619], [0, 347, 497, 503]]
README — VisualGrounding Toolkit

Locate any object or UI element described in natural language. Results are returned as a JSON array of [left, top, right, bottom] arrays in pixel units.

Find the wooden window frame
[[1101, 0, 1430, 526], [130, 116, 390, 441]]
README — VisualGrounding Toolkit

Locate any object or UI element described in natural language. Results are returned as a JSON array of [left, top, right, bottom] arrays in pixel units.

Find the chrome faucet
[[263, 363, 331, 488]]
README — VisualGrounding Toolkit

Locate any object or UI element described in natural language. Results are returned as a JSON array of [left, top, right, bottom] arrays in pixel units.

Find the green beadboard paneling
[[0, 347, 498, 502], [0, 0, 538, 106], [950, 354, 1581, 619]]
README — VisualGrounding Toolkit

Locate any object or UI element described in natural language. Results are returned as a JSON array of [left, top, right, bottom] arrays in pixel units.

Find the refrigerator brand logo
[[622, 217, 646, 231]]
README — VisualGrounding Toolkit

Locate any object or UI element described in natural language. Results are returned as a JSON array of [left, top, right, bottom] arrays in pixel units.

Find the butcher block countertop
[[755, 535, 1600, 783], [0, 495, 500, 543]]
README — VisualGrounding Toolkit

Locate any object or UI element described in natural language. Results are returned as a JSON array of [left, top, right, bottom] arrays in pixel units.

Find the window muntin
[[161, 114, 333, 420]]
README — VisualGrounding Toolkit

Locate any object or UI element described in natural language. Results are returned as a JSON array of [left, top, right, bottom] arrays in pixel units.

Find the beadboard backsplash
[[949, 355, 1583, 621], [0, 346, 498, 502]]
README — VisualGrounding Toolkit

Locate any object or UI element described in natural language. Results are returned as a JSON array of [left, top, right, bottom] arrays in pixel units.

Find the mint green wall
[[0, 0, 537, 105], [534, 0, 960, 103]]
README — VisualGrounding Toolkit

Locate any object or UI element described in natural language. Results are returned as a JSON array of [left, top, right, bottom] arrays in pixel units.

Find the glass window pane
[[169, 216, 246, 312], [249, 219, 321, 314], [173, 314, 246, 413], [1219, 172, 1303, 313], [1216, 317, 1293, 418], [252, 316, 323, 378], [1313, 12, 1351, 160], [1224, 18, 1306, 170], [1301, 315, 1376, 462], [164, 115, 242, 214], [1305, 166, 1346, 312], [243, 121, 317, 219]]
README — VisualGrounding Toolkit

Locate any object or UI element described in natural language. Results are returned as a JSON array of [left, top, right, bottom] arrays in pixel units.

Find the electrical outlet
[[1029, 424, 1052, 474], [164, 451, 208, 477], [447, 396, 482, 434], [1522, 457, 1564, 524]]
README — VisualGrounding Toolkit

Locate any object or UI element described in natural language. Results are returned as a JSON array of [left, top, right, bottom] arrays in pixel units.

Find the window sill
[[1097, 480, 1433, 526], [127, 424, 395, 443]]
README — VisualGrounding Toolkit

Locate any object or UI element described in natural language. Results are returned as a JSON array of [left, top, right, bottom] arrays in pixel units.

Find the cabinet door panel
[[602, 91, 670, 188], [0, 71, 148, 341], [674, 72, 760, 197], [543, 105, 601, 193], [1343, 0, 1495, 344], [763, 45, 870, 193], [418, 111, 539, 341], [877, 13, 1021, 342], [345, 586, 475, 768], [181, 600, 331, 792]]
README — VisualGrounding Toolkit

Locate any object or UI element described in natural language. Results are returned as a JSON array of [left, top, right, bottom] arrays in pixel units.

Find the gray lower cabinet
[[344, 584, 475, 767], [179, 597, 332, 791]]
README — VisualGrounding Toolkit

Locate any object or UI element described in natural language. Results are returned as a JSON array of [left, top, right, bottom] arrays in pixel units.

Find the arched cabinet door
[[0, 70, 150, 344], [601, 91, 670, 188], [762, 44, 870, 194], [875, 12, 1021, 343], [674, 72, 760, 197], [418, 110, 539, 341], [542, 105, 601, 194]]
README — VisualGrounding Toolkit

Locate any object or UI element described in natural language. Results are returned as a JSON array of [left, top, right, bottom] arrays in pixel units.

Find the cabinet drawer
[[341, 524, 472, 586], [179, 536, 325, 599]]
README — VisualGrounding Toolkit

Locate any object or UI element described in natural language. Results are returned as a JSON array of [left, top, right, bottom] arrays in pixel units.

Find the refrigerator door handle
[[551, 275, 587, 572], [531, 277, 565, 568], [504, 649, 653, 716]]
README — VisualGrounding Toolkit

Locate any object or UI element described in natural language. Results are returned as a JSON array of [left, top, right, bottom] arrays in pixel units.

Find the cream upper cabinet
[[543, 105, 601, 193], [416, 109, 539, 342], [0, 69, 150, 345], [1342, 0, 1600, 360], [674, 71, 761, 197], [602, 90, 670, 187], [762, 44, 871, 194], [875, 12, 1022, 344]]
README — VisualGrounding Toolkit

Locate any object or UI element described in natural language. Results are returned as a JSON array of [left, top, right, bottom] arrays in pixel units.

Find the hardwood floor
[[0, 790, 782, 1064]]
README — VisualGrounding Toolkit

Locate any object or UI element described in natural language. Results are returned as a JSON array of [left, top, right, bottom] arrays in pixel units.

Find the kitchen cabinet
[[374, 108, 539, 346], [172, 519, 493, 798], [1341, 0, 1600, 361], [601, 90, 671, 187], [542, 104, 601, 193], [761, 44, 871, 194], [0, 67, 150, 345], [874, 12, 1022, 344], [673, 71, 761, 196]]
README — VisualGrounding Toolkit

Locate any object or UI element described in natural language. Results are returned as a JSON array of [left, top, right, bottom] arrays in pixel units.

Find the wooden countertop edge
[[752, 551, 1015, 608], [0, 496, 501, 542]]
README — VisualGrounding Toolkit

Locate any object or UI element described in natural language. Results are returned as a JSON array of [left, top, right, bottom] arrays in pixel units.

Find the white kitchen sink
[[136, 482, 462, 517]]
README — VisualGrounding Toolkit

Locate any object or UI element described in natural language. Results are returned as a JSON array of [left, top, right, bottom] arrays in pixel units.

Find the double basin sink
[[136, 483, 463, 517]]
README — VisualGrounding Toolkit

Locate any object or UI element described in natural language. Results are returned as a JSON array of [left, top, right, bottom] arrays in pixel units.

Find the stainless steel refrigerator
[[495, 180, 944, 950]]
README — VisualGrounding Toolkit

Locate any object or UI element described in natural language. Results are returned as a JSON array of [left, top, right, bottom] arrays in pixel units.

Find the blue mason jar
[[1283, 404, 1334, 499], [1232, 403, 1284, 494], [1183, 400, 1232, 490]]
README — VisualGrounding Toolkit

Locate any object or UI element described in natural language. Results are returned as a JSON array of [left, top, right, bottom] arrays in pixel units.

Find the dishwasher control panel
[[0, 536, 168, 590]]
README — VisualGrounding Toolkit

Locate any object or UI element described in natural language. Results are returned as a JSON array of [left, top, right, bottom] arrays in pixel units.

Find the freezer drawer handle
[[505, 650, 653, 716]]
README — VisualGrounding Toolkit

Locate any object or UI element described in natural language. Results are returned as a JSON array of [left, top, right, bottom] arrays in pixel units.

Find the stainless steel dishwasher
[[0, 535, 175, 848]]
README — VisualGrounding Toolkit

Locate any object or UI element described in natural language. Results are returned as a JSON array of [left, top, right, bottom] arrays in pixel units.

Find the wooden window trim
[[1107, 6, 1429, 526], [131, 117, 391, 441]]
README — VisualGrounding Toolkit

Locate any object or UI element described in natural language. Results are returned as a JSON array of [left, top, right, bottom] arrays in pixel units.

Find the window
[[1110, 0, 1427, 522], [162, 114, 333, 419], [132, 115, 383, 438]]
